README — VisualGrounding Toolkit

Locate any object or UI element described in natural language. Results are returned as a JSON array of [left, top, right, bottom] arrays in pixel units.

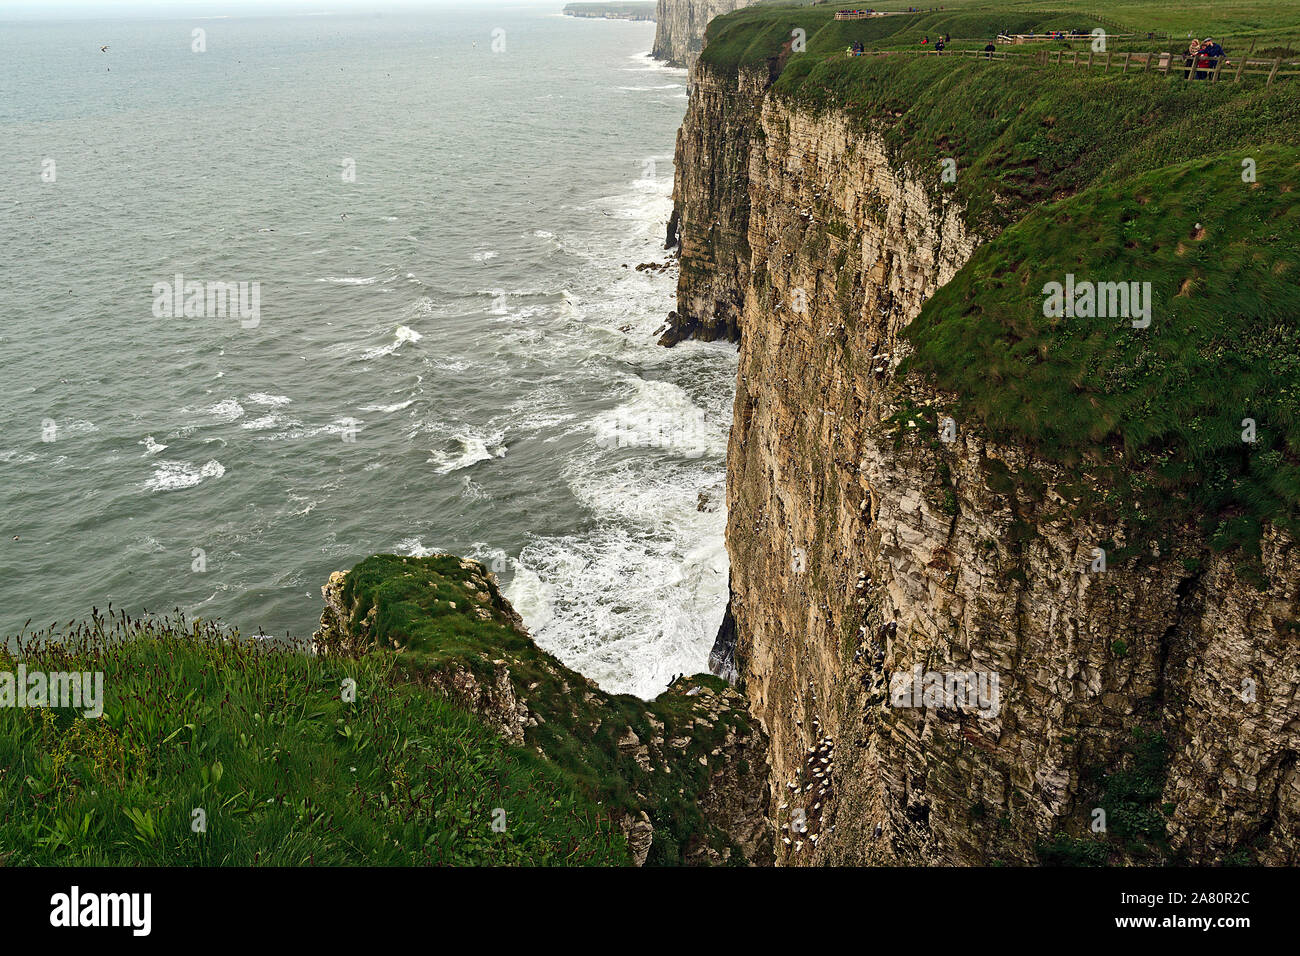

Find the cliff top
[[0, 603, 625, 865], [700, 0, 1300, 73], [695, 2, 1300, 556]]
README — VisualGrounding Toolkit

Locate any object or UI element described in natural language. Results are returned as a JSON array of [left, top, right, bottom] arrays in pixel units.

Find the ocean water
[[0, 4, 736, 699]]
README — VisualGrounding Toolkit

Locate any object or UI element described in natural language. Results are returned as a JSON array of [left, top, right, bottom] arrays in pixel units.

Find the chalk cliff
[[652, 0, 758, 70], [672, 48, 1300, 865]]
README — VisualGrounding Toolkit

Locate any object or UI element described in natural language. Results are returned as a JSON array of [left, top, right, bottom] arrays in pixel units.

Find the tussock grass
[[0, 609, 624, 866]]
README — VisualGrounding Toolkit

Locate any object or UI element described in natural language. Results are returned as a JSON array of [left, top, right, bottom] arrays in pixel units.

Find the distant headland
[[563, 3, 656, 21]]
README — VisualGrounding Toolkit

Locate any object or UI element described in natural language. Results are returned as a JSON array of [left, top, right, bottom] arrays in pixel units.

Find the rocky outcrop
[[676, 83, 1300, 864], [314, 554, 774, 865], [652, 0, 757, 70], [659, 62, 767, 345]]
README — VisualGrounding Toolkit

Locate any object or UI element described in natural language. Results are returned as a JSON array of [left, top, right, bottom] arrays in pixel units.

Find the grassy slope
[[1, 555, 764, 867], [0, 612, 625, 865], [903, 148, 1300, 553]]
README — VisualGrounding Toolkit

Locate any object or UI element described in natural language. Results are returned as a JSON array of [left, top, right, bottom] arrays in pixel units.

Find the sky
[[0, 0, 560, 20]]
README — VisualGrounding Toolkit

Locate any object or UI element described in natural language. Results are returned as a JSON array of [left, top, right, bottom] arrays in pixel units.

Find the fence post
[[1234, 56, 1246, 82], [1087, 50, 1094, 68], [1212, 58, 1223, 82], [1162, 52, 1172, 75], [1268, 57, 1282, 85], [1143, 52, 1152, 72], [1105, 51, 1112, 72], [1122, 52, 1130, 73], [1073, 51, 1079, 69]]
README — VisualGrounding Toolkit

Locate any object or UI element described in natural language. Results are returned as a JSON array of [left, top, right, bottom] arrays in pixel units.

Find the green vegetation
[[332, 554, 768, 866], [1099, 728, 1173, 854], [0, 555, 766, 866], [1036, 727, 1171, 864], [764, 42, 1300, 234], [904, 148, 1300, 553], [702, 0, 1300, 70], [0, 611, 624, 865]]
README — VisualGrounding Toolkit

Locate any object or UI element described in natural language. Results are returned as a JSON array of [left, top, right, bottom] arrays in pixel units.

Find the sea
[[0, 1, 736, 699]]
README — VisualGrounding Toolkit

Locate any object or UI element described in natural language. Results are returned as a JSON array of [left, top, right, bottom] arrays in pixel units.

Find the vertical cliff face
[[652, 0, 758, 70], [676, 80, 1300, 864], [659, 62, 766, 345]]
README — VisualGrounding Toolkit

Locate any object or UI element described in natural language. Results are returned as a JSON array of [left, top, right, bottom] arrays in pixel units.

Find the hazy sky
[[0, 0, 561, 19]]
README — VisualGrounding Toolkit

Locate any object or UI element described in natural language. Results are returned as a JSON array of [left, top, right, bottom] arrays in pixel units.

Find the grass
[[767, 40, 1300, 234], [901, 147, 1300, 554], [701, 0, 1300, 67], [0, 555, 769, 867], [0, 610, 624, 866]]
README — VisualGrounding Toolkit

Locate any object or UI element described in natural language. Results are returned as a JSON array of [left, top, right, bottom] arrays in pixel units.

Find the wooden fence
[[997, 32, 1168, 44], [844, 46, 1300, 85], [1043, 48, 1299, 84]]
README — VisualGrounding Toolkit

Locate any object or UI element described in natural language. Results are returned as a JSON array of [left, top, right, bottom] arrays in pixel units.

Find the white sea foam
[[247, 392, 291, 407], [359, 399, 415, 413], [590, 377, 724, 460], [319, 275, 379, 285], [241, 414, 281, 431], [361, 325, 422, 360], [427, 431, 507, 474], [506, 510, 729, 699], [138, 435, 167, 456], [205, 400, 245, 423], [145, 459, 225, 492], [395, 537, 442, 558]]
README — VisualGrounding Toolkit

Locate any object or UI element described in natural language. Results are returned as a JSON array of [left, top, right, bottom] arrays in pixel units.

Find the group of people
[[1186, 37, 1227, 78], [920, 33, 950, 52]]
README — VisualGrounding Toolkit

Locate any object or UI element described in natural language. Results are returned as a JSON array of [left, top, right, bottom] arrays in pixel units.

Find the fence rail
[[997, 32, 1168, 44], [843, 46, 1300, 85]]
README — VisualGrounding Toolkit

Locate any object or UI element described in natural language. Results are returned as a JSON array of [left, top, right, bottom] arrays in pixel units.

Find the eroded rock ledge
[[314, 553, 772, 866]]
